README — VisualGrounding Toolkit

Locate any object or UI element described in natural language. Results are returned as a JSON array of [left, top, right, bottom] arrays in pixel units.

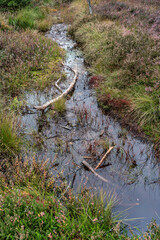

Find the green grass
[[0, 156, 160, 239], [0, 157, 126, 240], [9, 7, 45, 29], [53, 97, 66, 113], [0, 188, 119, 239], [0, 0, 31, 9], [0, 112, 21, 157]]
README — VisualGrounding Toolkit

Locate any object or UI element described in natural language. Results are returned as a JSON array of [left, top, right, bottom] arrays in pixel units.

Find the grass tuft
[[53, 97, 66, 113], [0, 112, 21, 157], [9, 7, 45, 29]]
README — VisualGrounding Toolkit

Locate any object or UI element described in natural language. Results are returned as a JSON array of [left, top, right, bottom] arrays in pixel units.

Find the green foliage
[[133, 95, 159, 126], [0, 113, 21, 156], [9, 7, 45, 29], [0, 156, 159, 239], [53, 97, 66, 113], [0, 0, 31, 9], [65, 1, 160, 139], [10, 97, 24, 111], [0, 187, 121, 240], [0, 156, 125, 240], [0, 30, 63, 95]]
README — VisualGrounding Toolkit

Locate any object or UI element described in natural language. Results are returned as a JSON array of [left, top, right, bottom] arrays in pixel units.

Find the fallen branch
[[95, 146, 114, 170], [61, 125, 72, 131], [62, 63, 75, 74], [55, 77, 63, 93], [83, 156, 92, 159], [82, 160, 108, 183], [34, 65, 78, 110]]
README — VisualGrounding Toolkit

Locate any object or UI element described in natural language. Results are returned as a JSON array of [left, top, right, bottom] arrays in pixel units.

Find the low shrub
[[0, 154, 159, 239], [65, 2, 160, 139], [95, 0, 160, 38], [0, 13, 10, 30], [73, 22, 160, 87], [0, 156, 123, 240], [0, 30, 63, 95]]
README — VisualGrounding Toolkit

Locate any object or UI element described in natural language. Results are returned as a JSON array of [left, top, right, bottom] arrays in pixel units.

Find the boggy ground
[[0, 0, 64, 158], [61, 0, 160, 155], [0, 1, 129, 239], [0, 0, 160, 239]]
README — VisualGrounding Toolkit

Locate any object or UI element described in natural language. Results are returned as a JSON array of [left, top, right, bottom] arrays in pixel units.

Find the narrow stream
[[22, 24, 160, 231]]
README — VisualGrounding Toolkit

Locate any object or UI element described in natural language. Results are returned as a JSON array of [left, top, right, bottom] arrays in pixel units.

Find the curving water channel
[[22, 24, 160, 231]]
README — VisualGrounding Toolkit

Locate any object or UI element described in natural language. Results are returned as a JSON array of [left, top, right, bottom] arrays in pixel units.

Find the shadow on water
[[22, 24, 160, 231]]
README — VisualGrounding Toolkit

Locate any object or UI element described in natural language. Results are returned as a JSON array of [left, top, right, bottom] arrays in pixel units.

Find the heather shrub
[[65, 1, 160, 138], [95, 0, 160, 38], [0, 156, 121, 240], [74, 21, 160, 87], [0, 13, 10, 30], [0, 30, 63, 95]]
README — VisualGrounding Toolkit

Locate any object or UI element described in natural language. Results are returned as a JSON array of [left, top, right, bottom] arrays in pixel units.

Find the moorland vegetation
[[0, 0, 160, 239]]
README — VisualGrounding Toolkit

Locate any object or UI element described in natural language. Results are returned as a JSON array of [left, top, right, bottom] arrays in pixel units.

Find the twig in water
[[59, 181, 71, 200], [95, 146, 114, 170], [55, 77, 63, 93], [82, 160, 108, 183], [61, 125, 72, 131], [34, 65, 78, 110]]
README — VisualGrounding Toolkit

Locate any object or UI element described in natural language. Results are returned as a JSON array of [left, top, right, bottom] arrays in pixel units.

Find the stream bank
[[22, 23, 160, 231]]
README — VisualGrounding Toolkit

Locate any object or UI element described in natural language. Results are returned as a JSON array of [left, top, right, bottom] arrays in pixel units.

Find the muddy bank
[[22, 23, 160, 231]]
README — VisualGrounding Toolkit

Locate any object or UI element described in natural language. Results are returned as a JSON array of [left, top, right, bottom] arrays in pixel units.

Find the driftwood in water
[[82, 160, 108, 183], [34, 65, 78, 110], [55, 77, 63, 93], [95, 146, 114, 170]]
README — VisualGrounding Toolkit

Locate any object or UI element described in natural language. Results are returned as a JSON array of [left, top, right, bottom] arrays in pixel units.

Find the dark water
[[22, 24, 160, 231]]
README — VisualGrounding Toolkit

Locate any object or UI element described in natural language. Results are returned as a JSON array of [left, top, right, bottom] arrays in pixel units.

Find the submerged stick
[[34, 65, 78, 110], [95, 146, 114, 170], [82, 160, 108, 183]]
